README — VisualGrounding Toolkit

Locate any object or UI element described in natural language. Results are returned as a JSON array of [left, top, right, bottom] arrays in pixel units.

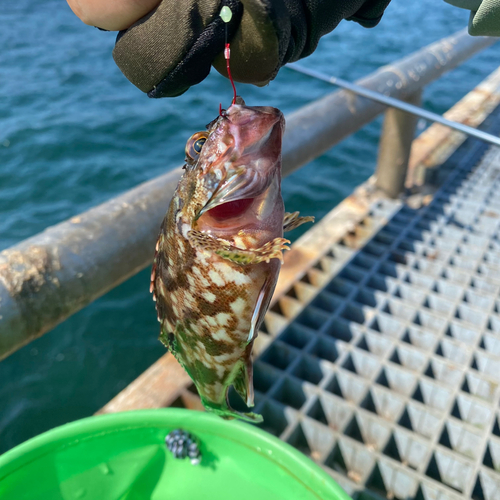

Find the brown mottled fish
[[151, 97, 313, 422]]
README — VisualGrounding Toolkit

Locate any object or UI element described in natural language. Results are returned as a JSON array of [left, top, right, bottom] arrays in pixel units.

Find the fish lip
[[242, 124, 274, 157], [224, 101, 284, 131]]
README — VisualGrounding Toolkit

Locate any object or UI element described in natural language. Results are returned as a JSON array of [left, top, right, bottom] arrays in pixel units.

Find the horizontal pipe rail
[[282, 29, 496, 175], [287, 64, 500, 148], [0, 169, 182, 359], [0, 29, 496, 360]]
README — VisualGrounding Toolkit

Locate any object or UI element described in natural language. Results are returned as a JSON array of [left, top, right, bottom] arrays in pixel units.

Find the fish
[[151, 97, 313, 422]]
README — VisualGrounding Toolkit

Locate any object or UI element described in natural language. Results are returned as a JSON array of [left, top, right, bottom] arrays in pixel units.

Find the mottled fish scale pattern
[[152, 100, 312, 422], [153, 197, 273, 412]]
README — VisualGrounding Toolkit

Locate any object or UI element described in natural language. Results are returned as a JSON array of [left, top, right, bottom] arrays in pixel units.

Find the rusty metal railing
[[0, 29, 497, 360], [287, 63, 500, 197]]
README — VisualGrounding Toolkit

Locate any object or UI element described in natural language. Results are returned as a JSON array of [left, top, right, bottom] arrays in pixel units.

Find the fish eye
[[185, 131, 209, 163], [193, 137, 206, 153]]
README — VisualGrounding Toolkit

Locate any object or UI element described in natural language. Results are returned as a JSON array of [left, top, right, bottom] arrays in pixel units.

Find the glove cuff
[[113, 0, 242, 97], [347, 0, 392, 28]]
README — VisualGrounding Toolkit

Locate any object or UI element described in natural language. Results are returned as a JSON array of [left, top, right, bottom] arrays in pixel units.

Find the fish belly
[[172, 251, 265, 408]]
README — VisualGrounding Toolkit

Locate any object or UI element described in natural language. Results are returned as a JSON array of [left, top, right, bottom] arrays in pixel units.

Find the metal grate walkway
[[244, 117, 500, 499]]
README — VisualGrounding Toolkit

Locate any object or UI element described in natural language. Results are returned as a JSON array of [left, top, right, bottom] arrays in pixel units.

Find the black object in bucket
[[166, 428, 201, 465]]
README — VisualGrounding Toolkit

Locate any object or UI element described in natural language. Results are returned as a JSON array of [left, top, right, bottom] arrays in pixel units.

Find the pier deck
[[98, 71, 500, 499], [247, 118, 500, 500]]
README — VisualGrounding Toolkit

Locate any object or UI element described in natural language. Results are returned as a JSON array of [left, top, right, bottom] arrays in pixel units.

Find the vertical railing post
[[375, 89, 423, 198]]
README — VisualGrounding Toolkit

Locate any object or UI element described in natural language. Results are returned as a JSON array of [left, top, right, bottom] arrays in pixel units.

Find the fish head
[[183, 98, 285, 240]]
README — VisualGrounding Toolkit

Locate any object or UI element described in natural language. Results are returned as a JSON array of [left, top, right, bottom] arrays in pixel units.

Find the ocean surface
[[1, 0, 498, 453]]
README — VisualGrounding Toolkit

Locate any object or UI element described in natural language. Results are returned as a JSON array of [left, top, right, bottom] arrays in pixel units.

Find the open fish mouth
[[197, 169, 249, 217], [204, 197, 255, 222], [197, 117, 283, 221], [196, 171, 282, 234], [197, 193, 258, 232]]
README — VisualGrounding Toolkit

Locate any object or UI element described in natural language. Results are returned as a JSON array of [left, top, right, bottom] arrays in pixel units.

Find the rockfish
[[151, 97, 312, 422]]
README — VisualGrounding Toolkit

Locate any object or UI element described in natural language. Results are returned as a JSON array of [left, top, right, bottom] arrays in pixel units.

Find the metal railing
[[0, 29, 497, 360], [287, 64, 500, 148], [287, 64, 500, 197]]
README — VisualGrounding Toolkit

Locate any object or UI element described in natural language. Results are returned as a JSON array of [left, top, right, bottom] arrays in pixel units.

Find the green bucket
[[0, 409, 351, 500]]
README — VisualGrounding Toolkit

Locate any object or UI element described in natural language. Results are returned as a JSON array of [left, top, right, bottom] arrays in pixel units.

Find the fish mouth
[[197, 117, 283, 220], [196, 188, 258, 231], [196, 171, 281, 235], [202, 197, 255, 222], [197, 168, 249, 217]]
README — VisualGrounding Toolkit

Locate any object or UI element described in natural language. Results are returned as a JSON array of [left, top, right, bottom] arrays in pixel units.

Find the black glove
[[112, 0, 392, 98]]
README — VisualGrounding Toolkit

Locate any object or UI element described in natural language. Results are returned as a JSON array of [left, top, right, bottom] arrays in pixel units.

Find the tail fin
[[233, 358, 254, 407], [197, 359, 262, 423], [201, 395, 263, 423]]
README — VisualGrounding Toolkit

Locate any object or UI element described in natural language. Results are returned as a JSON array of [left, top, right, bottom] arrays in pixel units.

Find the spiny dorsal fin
[[283, 211, 315, 232]]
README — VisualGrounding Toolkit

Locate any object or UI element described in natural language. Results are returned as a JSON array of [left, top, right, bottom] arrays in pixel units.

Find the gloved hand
[[112, 0, 392, 98], [444, 0, 500, 36]]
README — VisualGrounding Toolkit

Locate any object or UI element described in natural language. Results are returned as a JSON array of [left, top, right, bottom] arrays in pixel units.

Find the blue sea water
[[0, 0, 498, 453]]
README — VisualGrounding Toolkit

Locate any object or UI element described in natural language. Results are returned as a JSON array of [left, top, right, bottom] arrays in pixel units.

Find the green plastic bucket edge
[[0, 408, 351, 500]]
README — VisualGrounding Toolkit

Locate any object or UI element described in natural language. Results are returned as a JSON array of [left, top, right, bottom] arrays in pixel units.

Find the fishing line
[[220, 5, 237, 108], [287, 63, 500, 148]]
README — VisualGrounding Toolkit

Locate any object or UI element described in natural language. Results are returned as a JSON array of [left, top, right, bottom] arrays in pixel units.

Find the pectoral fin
[[188, 230, 289, 265], [283, 211, 315, 232]]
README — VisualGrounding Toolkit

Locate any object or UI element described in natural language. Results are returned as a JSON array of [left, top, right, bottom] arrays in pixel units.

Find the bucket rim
[[0, 408, 351, 500]]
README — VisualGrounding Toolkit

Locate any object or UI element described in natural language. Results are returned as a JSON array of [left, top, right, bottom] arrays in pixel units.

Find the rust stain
[[421, 195, 433, 206], [282, 246, 314, 270], [343, 194, 370, 213], [341, 224, 370, 249], [469, 88, 494, 98], [0, 246, 61, 297], [426, 251, 439, 261], [347, 470, 362, 483], [483, 211, 499, 218]]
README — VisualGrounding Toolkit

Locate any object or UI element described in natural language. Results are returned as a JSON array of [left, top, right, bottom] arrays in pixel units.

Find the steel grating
[[238, 127, 500, 499]]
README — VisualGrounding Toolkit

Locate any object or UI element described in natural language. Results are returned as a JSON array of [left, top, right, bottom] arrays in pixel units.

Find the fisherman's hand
[[66, 0, 162, 32], [68, 0, 391, 98], [444, 0, 500, 36]]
